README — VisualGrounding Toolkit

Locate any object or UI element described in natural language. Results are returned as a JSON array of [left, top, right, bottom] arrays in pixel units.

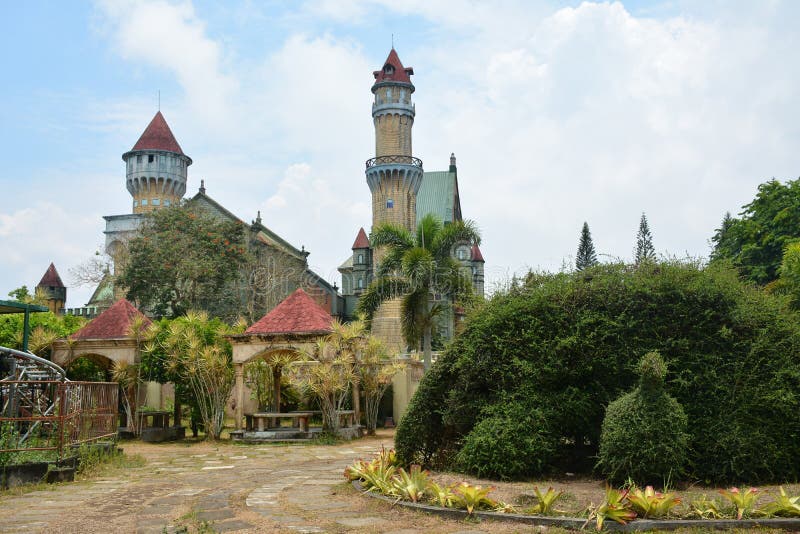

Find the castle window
[[457, 248, 466, 260], [137, 155, 142, 163], [152, 198, 160, 206], [141, 199, 148, 206], [133, 200, 138, 207], [386, 88, 392, 99], [357, 253, 364, 264], [148, 155, 154, 163], [386, 199, 394, 208], [357, 278, 364, 289], [384, 64, 394, 75], [164, 199, 171, 207]]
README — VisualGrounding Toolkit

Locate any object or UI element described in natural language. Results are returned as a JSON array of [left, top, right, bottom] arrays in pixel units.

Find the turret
[[366, 49, 423, 233], [122, 111, 192, 214], [37, 263, 66, 315]]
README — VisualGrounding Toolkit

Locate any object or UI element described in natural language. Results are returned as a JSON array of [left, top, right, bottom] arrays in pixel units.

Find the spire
[[199, 179, 206, 194], [373, 49, 414, 85], [131, 111, 184, 155], [38, 263, 65, 288], [352, 228, 370, 249], [470, 245, 485, 263], [450, 152, 457, 171], [255, 210, 262, 226]]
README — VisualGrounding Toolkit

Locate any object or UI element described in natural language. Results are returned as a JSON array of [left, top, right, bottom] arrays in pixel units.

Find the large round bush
[[395, 262, 800, 483], [596, 351, 689, 485], [455, 400, 555, 480]]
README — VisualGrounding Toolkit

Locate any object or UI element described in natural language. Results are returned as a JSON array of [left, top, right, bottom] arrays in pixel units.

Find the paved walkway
[[0, 432, 507, 533]]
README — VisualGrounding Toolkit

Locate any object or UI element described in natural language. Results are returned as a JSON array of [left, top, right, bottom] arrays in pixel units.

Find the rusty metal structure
[[1, 345, 118, 459]]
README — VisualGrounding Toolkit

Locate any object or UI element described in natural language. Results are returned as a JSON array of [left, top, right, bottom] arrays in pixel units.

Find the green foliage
[[711, 178, 800, 285], [392, 465, 429, 503], [763, 487, 800, 518], [592, 487, 637, 530], [626, 485, 681, 518], [718, 487, 761, 520], [530, 486, 564, 515], [596, 351, 689, 485], [357, 213, 480, 369], [117, 205, 249, 320], [455, 400, 555, 480], [576, 222, 598, 271], [688, 495, 723, 519], [395, 261, 800, 484], [453, 482, 497, 515], [0, 312, 84, 357], [426, 481, 458, 507]]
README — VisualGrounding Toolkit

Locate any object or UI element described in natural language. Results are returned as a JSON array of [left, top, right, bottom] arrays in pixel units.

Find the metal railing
[[365, 155, 423, 170]]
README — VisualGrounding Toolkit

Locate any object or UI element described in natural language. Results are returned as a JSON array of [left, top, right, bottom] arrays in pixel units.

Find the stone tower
[[122, 111, 192, 214], [366, 49, 423, 233], [36, 263, 66, 315]]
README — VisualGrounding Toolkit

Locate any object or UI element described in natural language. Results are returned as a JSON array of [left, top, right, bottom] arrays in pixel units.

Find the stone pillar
[[234, 363, 244, 430], [352, 380, 361, 427]]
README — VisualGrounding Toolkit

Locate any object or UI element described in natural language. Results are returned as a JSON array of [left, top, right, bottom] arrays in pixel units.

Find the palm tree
[[357, 214, 481, 370]]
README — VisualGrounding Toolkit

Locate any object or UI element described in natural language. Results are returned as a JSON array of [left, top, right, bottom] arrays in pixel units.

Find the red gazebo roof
[[245, 289, 333, 335], [71, 299, 151, 340]]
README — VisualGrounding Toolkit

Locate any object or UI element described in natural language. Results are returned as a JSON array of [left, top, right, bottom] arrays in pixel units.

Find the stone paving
[[0, 431, 512, 533]]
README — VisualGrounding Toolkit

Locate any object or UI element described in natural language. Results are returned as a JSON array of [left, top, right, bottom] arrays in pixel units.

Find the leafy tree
[[575, 222, 598, 271], [0, 312, 84, 357], [634, 213, 655, 265], [357, 214, 480, 369], [711, 178, 800, 285], [142, 311, 244, 439], [117, 206, 249, 320], [7, 286, 31, 302]]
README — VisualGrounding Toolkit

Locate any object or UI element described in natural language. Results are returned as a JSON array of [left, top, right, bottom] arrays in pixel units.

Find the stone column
[[352, 380, 361, 427], [234, 363, 244, 430]]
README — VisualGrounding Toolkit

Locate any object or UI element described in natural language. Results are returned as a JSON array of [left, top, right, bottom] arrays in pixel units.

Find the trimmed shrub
[[455, 400, 555, 480], [395, 261, 800, 483], [597, 351, 688, 485]]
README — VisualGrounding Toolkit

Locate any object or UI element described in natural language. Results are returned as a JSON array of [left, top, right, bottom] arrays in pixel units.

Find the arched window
[[357, 254, 364, 264]]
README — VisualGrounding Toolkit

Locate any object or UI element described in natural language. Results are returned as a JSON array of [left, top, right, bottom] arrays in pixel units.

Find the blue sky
[[2, 1, 799, 308]]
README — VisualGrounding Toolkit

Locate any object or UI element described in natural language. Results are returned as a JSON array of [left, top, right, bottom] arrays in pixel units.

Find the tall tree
[[635, 212, 655, 265], [357, 214, 481, 370], [710, 178, 800, 285], [575, 222, 598, 271], [117, 206, 249, 320]]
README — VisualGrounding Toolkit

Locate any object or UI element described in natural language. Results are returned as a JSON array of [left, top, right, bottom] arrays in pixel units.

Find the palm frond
[[356, 276, 411, 322], [416, 213, 443, 251], [376, 246, 405, 277], [431, 219, 481, 259], [370, 224, 414, 250], [402, 247, 436, 288], [401, 289, 428, 350]]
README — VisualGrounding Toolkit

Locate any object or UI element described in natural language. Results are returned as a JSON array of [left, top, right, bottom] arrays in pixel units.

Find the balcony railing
[[365, 155, 423, 170]]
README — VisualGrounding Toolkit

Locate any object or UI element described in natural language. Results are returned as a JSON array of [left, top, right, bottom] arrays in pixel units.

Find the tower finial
[[255, 210, 262, 225], [199, 179, 206, 194]]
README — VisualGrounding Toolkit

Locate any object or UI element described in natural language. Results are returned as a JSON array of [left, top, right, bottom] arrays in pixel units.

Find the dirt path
[[0, 431, 532, 533]]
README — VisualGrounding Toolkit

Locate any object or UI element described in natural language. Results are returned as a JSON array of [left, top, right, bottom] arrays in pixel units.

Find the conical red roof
[[131, 111, 184, 154], [470, 245, 485, 263], [38, 263, 64, 288], [352, 228, 370, 249], [71, 299, 151, 340], [245, 289, 333, 335], [373, 49, 414, 84]]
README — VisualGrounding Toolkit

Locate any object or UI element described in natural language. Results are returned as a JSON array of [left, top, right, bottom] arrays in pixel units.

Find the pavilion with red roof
[[229, 288, 338, 430]]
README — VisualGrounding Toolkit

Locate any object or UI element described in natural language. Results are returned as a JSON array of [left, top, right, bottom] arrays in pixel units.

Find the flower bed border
[[352, 481, 800, 531]]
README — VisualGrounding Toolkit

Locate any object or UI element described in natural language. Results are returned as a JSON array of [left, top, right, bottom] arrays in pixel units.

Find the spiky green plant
[[392, 465, 429, 503], [530, 486, 564, 515], [453, 482, 497, 515], [426, 481, 458, 508], [591, 487, 637, 531], [719, 487, 760, 520], [688, 495, 723, 519], [627, 485, 681, 518], [763, 487, 800, 517]]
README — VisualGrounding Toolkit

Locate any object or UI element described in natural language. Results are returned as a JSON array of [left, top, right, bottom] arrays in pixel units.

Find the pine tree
[[576, 222, 598, 271], [635, 212, 656, 265]]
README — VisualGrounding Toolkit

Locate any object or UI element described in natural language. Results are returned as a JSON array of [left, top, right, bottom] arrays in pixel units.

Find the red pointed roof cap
[[38, 263, 65, 288], [471, 245, 485, 263], [71, 299, 151, 340], [352, 228, 370, 249], [373, 48, 414, 84], [245, 288, 333, 335], [131, 111, 184, 155]]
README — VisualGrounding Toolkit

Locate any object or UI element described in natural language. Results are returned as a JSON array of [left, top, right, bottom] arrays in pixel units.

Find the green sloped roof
[[417, 170, 456, 224]]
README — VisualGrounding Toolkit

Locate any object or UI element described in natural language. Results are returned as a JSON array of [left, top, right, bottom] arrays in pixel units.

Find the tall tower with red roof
[[122, 111, 192, 214], [366, 49, 423, 233]]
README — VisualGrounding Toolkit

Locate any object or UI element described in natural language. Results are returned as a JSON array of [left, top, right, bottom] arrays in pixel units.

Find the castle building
[[75, 111, 339, 320], [338, 49, 485, 349]]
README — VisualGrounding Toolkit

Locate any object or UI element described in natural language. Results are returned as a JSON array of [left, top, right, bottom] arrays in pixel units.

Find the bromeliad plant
[[763, 487, 800, 518], [530, 486, 564, 515], [590, 487, 637, 531], [392, 465, 429, 503], [627, 485, 681, 518], [453, 482, 497, 515], [426, 482, 458, 508], [719, 487, 760, 520], [688, 495, 723, 519]]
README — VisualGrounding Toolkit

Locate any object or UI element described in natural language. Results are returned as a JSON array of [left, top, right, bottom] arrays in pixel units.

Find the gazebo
[[230, 288, 355, 431]]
